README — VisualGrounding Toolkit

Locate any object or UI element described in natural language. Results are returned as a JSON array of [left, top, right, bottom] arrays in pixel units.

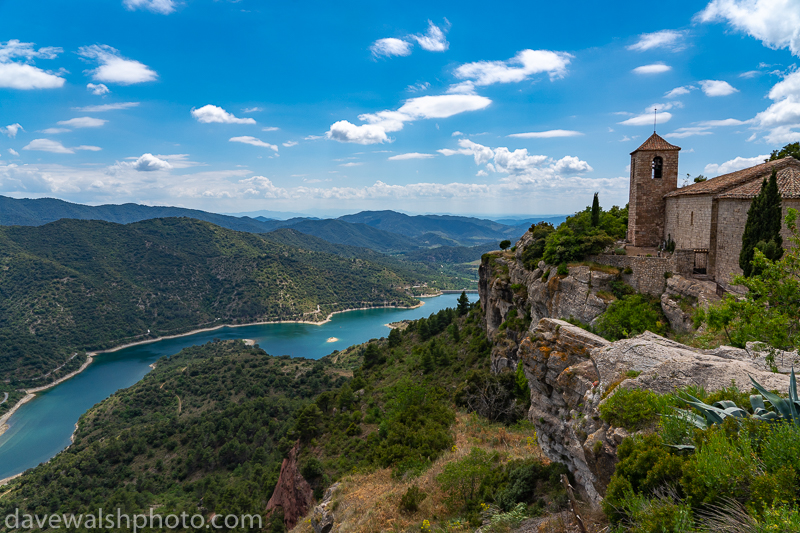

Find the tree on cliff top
[[541, 202, 628, 265], [591, 192, 600, 227], [739, 168, 783, 277], [769, 142, 800, 161]]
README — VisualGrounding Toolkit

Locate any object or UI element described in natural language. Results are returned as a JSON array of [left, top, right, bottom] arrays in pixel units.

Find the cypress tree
[[591, 192, 600, 227], [740, 168, 783, 277]]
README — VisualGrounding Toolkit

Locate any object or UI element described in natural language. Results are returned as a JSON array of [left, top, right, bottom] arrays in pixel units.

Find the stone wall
[[587, 254, 674, 297], [627, 150, 679, 247], [664, 195, 712, 250], [714, 198, 800, 284]]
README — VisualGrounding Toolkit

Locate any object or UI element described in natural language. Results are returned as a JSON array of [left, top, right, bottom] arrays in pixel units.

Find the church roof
[[630, 132, 681, 154], [664, 157, 800, 198], [716, 166, 800, 199]]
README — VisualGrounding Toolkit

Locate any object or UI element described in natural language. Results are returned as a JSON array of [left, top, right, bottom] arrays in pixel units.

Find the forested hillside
[[0, 304, 568, 532], [0, 218, 425, 384]]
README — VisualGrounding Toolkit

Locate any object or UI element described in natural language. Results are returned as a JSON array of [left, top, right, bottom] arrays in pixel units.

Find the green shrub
[[557, 263, 569, 276], [495, 459, 568, 511], [541, 269, 550, 282], [521, 222, 555, 270], [599, 388, 662, 430], [614, 248, 626, 255], [613, 491, 694, 533], [438, 447, 498, 511], [594, 294, 668, 341], [542, 204, 628, 265], [623, 266, 633, 275], [664, 271, 673, 279], [399, 485, 427, 513]]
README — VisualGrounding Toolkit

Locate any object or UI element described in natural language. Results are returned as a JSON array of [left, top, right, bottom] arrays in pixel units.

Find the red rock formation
[[266, 441, 314, 530]]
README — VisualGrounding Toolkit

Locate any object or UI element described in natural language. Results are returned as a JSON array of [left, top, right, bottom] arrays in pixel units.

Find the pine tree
[[591, 192, 600, 227], [457, 291, 470, 316], [740, 168, 784, 277]]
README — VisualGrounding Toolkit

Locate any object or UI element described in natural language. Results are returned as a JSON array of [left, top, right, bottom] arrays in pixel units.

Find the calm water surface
[[0, 293, 474, 480]]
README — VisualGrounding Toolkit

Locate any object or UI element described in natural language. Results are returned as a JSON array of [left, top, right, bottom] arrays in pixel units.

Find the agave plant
[[664, 368, 800, 446]]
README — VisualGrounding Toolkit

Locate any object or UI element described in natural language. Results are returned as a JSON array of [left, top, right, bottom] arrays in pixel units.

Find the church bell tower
[[627, 132, 680, 247]]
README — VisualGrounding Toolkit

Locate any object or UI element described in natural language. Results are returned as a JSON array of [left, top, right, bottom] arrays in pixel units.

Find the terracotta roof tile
[[630, 133, 681, 154], [664, 157, 800, 198], [716, 167, 800, 199]]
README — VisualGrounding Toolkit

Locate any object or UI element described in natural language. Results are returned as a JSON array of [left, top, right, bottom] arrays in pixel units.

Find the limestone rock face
[[514, 319, 790, 504], [659, 275, 720, 333], [266, 441, 314, 530], [311, 483, 340, 533]]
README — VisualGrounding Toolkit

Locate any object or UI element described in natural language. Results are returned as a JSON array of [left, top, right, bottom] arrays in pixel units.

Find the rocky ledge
[[517, 318, 789, 503]]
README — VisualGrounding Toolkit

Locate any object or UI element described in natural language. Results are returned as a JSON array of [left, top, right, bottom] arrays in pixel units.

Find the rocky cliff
[[479, 233, 790, 503], [266, 441, 315, 530]]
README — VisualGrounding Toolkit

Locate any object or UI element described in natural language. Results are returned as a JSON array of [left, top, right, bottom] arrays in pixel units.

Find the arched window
[[652, 156, 663, 179]]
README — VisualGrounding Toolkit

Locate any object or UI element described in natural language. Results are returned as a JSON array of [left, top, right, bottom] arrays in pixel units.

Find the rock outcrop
[[266, 441, 315, 530], [310, 482, 340, 533], [660, 275, 719, 333], [515, 318, 790, 504]]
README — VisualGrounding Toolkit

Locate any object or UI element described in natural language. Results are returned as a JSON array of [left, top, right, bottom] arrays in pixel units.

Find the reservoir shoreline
[[0, 301, 426, 439]]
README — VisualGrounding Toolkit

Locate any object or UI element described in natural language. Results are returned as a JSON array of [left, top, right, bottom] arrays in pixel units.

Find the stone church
[[626, 132, 800, 285]]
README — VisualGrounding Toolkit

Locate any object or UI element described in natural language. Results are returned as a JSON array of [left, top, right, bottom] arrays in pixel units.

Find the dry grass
[[290, 412, 545, 533]]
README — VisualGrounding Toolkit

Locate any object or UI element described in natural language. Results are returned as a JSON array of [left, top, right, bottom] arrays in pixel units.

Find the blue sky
[[1, 0, 799, 217]]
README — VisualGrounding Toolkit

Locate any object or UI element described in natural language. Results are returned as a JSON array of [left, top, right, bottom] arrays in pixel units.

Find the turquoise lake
[[0, 293, 474, 481]]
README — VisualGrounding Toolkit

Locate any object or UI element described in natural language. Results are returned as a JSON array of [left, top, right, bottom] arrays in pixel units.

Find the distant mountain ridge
[[0, 196, 534, 250]]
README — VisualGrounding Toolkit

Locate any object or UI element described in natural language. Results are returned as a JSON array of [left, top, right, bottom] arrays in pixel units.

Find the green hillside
[[0, 303, 562, 532], [0, 218, 424, 385]]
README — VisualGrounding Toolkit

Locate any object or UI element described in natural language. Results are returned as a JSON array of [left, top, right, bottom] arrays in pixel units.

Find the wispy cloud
[[698, 0, 800, 56], [700, 79, 738, 96], [633, 63, 671, 74], [454, 49, 572, 86], [86, 83, 109, 95], [618, 112, 672, 126], [123, 0, 176, 15], [665, 85, 694, 98], [0, 40, 64, 89], [2, 123, 23, 138], [57, 117, 107, 128], [411, 20, 450, 52], [371, 38, 413, 58], [229, 136, 278, 151], [74, 102, 139, 112], [508, 130, 583, 139], [388, 152, 435, 160], [23, 138, 75, 154], [628, 30, 687, 52]]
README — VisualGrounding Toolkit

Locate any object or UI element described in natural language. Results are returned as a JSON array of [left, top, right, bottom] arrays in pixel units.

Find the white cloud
[[698, 0, 800, 56], [229, 136, 279, 151], [697, 118, 746, 126], [282, 141, 298, 147], [452, 131, 464, 137], [242, 107, 262, 113], [0, 40, 64, 90], [8, 148, 19, 156], [262, 126, 279, 131], [665, 85, 694, 98], [645, 101, 683, 112], [507, 129, 583, 138], [388, 152, 435, 160], [74, 102, 139, 112], [371, 37, 413, 58], [0, 63, 65, 89], [407, 81, 430, 92], [153, 154, 203, 169], [665, 127, 714, 138], [476, 170, 488, 177], [2, 123, 22, 138], [191, 105, 256, 124], [455, 49, 572, 86], [740, 70, 761, 78], [750, 70, 800, 143], [78, 45, 157, 85], [41, 128, 70, 134], [340, 162, 362, 167], [633, 63, 672, 74], [628, 30, 687, 51], [437, 138, 593, 179], [411, 20, 449, 52], [57, 117, 107, 128], [618, 112, 672, 126], [87, 83, 109, 95], [704, 154, 770, 175], [329, 94, 491, 145], [23, 139, 74, 154], [700, 79, 738, 96], [75, 145, 102, 151], [123, 0, 176, 14], [109, 153, 172, 173], [327, 121, 389, 145]]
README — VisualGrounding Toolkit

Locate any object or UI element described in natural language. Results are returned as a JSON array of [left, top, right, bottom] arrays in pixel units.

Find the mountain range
[[0, 196, 559, 252]]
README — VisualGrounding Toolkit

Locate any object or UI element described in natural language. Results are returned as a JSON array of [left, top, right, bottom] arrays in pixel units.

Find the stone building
[[627, 132, 800, 285]]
